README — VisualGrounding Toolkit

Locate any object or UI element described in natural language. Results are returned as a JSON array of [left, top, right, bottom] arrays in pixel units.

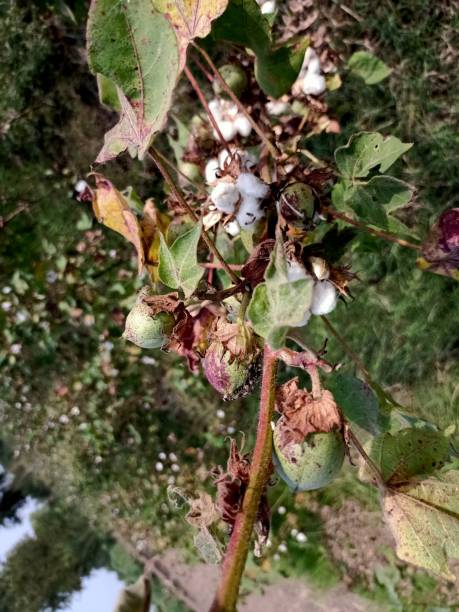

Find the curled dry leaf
[[92, 174, 145, 274], [185, 491, 219, 529], [275, 377, 342, 450], [241, 239, 275, 287]]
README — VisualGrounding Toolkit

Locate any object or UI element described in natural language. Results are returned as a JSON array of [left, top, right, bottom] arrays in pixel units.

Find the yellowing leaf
[[384, 471, 459, 580], [153, 0, 229, 69], [141, 199, 171, 281], [92, 175, 144, 273]]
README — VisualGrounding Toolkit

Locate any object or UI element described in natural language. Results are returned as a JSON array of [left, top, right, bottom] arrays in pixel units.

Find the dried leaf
[[418, 208, 459, 281], [186, 491, 219, 528], [193, 527, 223, 564], [241, 239, 275, 287], [92, 175, 144, 273], [141, 199, 171, 280]]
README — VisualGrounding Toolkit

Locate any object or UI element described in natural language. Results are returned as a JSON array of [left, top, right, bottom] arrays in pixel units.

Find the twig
[[200, 262, 243, 271], [327, 208, 421, 251], [149, 146, 240, 285], [210, 346, 278, 612], [184, 65, 232, 155], [0, 203, 29, 229], [192, 42, 281, 160]]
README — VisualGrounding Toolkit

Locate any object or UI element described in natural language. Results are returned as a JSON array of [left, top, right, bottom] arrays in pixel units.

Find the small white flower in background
[[310, 280, 338, 315], [108, 249, 118, 259], [290, 528, 298, 538], [74, 179, 89, 194], [94, 455, 103, 465], [15, 310, 28, 324], [256, 0, 276, 14], [59, 415, 69, 425], [208, 98, 253, 142], [10, 343, 22, 355], [227, 425, 236, 435], [277, 505, 287, 515], [46, 270, 58, 284], [171, 463, 180, 473], [2, 286, 12, 295], [70, 406, 80, 417], [155, 461, 164, 472], [265, 98, 290, 116], [158, 452, 167, 461], [296, 532, 307, 543], [216, 409, 226, 419], [273, 553, 280, 561], [169, 452, 178, 462], [292, 47, 327, 97], [1, 301, 12, 312], [140, 355, 157, 366], [278, 542, 288, 553]]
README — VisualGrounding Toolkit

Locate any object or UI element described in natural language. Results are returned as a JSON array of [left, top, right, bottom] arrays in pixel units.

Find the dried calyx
[[203, 318, 261, 400], [123, 287, 176, 349], [272, 375, 345, 491]]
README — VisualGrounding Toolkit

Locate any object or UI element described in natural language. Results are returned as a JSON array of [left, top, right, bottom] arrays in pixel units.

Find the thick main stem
[[210, 346, 278, 612], [327, 208, 421, 251]]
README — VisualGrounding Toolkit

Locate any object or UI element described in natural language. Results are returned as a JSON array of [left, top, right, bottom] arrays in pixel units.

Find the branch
[[210, 345, 278, 612], [183, 65, 232, 155], [148, 146, 240, 285], [327, 208, 421, 251], [192, 42, 281, 160]]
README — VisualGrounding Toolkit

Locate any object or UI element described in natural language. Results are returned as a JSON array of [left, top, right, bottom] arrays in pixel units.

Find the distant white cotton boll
[[205, 158, 220, 184], [266, 100, 290, 116], [301, 47, 321, 75], [302, 71, 326, 96], [74, 179, 89, 194], [234, 115, 252, 137], [236, 172, 269, 199], [225, 220, 241, 237], [226, 102, 239, 119], [208, 98, 223, 120], [310, 280, 338, 315], [216, 120, 238, 141], [236, 195, 264, 228], [210, 180, 240, 214], [261, 0, 276, 13], [287, 260, 309, 283]]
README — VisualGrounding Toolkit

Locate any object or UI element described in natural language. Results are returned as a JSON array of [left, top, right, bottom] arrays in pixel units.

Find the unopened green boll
[[123, 302, 175, 349], [273, 427, 345, 491], [279, 183, 317, 230], [213, 64, 248, 99]]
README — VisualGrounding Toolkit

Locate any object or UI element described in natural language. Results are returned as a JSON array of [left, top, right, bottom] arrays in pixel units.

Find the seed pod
[[123, 299, 175, 349], [273, 427, 345, 491], [213, 64, 248, 99], [278, 183, 317, 230], [203, 341, 254, 400]]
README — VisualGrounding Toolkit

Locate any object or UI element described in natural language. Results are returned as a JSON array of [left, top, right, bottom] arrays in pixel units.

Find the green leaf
[[347, 50, 391, 85], [158, 223, 203, 298], [332, 176, 414, 228], [326, 374, 390, 436], [368, 428, 450, 485], [383, 471, 459, 580], [211, 0, 305, 97], [247, 239, 313, 349], [335, 132, 413, 179], [96, 73, 121, 111], [153, 0, 229, 69], [87, 0, 180, 162]]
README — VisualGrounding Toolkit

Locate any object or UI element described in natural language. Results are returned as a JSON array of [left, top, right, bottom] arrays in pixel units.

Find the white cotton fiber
[[236, 195, 264, 228], [216, 120, 237, 141], [287, 260, 310, 283], [225, 220, 241, 237], [310, 281, 338, 315], [236, 173, 269, 199], [205, 158, 220, 184], [302, 71, 326, 96], [210, 181, 240, 214], [234, 115, 252, 137]]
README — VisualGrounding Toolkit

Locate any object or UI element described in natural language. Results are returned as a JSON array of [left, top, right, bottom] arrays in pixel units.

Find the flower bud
[[273, 427, 344, 491], [123, 294, 175, 349], [213, 64, 248, 99]]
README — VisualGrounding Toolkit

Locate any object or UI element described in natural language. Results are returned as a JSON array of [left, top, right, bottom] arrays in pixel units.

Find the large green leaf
[[87, 0, 180, 162], [153, 0, 229, 69], [347, 51, 391, 85], [383, 471, 459, 580], [158, 223, 203, 297], [326, 374, 390, 436], [247, 239, 313, 349], [211, 0, 306, 98], [367, 428, 450, 485], [335, 132, 412, 180]]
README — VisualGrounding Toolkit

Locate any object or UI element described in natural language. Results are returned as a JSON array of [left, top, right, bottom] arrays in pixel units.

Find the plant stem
[[183, 65, 232, 155], [192, 42, 281, 160], [149, 146, 240, 285], [200, 262, 243, 271], [327, 208, 421, 251], [151, 147, 203, 193], [347, 428, 385, 489], [209, 346, 278, 612]]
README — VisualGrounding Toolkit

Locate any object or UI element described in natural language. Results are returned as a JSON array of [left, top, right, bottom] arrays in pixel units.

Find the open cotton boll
[[208, 98, 223, 120], [236, 172, 270, 199], [287, 260, 310, 282], [310, 281, 338, 315], [260, 0, 276, 13], [234, 115, 252, 137], [210, 180, 240, 214], [215, 120, 237, 141], [225, 219, 241, 237], [236, 195, 264, 228], [302, 47, 321, 75], [266, 99, 290, 116], [302, 71, 326, 96], [205, 158, 220, 184], [226, 102, 240, 119]]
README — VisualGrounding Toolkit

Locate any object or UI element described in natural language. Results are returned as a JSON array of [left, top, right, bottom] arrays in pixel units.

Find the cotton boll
[[210, 180, 240, 214], [310, 281, 338, 315], [234, 115, 252, 137], [225, 220, 241, 237], [266, 100, 290, 116], [261, 0, 276, 13], [287, 260, 310, 282], [226, 102, 240, 119], [205, 158, 220, 184], [302, 71, 326, 96], [301, 47, 321, 75], [236, 195, 264, 228], [216, 120, 237, 141], [236, 172, 269, 199], [208, 98, 223, 120]]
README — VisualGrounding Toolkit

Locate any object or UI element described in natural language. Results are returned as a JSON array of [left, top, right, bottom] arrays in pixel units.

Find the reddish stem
[[209, 346, 278, 612], [200, 262, 243, 271]]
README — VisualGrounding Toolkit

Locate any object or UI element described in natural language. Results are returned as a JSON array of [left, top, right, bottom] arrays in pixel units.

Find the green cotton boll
[[178, 161, 201, 183], [273, 428, 345, 492], [123, 302, 175, 349], [278, 183, 317, 230], [213, 64, 248, 99]]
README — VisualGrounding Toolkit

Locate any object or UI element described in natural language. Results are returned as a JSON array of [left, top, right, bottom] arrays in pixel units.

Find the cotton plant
[[208, 98, 252, 142], [293, 47, 327, 96]]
